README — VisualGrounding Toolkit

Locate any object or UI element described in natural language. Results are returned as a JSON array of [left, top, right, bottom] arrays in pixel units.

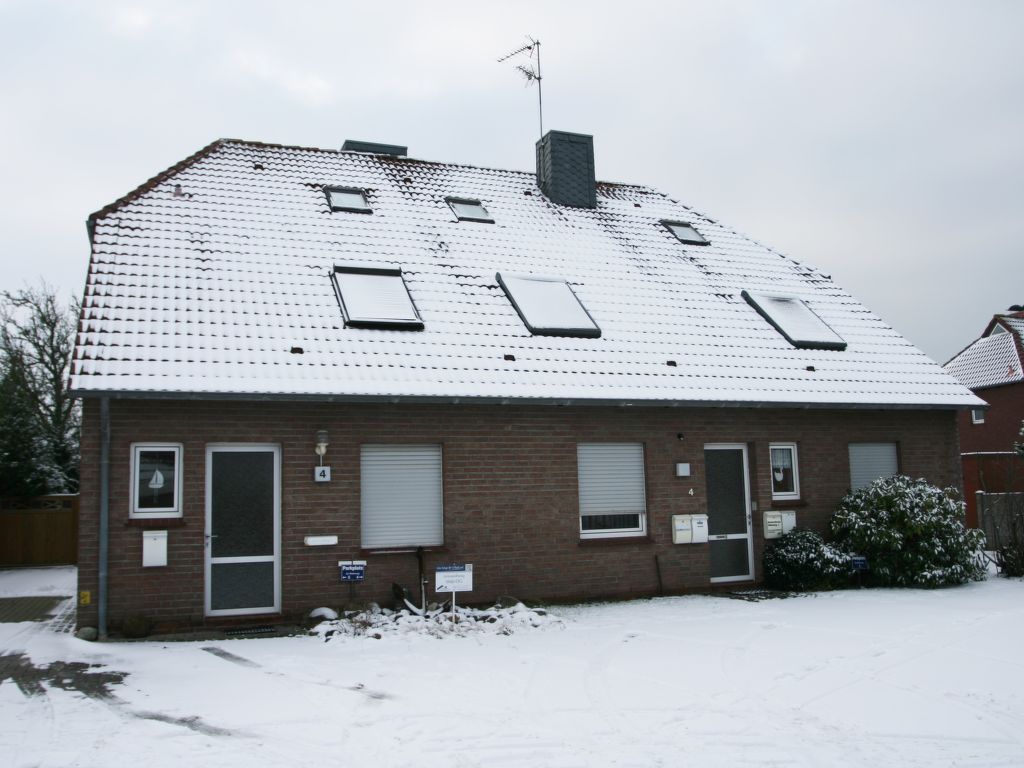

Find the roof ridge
[[86, 138, 228, 234]]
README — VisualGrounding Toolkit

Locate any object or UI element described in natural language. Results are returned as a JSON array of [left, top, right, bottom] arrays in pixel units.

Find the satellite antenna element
[[498, 37, 543, 138]]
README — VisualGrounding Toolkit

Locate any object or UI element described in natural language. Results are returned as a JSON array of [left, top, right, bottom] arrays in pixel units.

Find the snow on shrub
[[830, 475, 987, 587], [312, 601, 560, 641], [763, 528, 851, 591]]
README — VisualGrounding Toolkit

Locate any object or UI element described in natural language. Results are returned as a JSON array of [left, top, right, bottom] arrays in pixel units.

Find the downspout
[[98, 396, 110, 639]]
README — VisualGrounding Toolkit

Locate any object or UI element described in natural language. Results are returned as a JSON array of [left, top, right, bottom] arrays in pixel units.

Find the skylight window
[[742, 290, 846, 351], [333, 266, 423, 329], [662, 220, 709, 246], [496, 273, 601, 338], [325, 187, 371, 213], [447, 197, 493, 223]]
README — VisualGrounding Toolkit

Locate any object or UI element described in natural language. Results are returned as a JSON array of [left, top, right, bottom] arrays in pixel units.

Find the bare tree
[[0, 283, 80, 494]]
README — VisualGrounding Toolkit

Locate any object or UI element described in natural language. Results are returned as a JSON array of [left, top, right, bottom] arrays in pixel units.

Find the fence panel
[[0, 495, 79, 566], [977, 491, 1024, 550]]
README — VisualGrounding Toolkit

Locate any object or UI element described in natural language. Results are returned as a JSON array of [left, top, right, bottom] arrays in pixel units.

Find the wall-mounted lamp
[[315, 430, 329, 464]]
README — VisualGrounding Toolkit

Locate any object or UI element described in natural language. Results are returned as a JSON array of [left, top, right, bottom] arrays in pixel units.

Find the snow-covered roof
[[944, 312, 1024, 390], [72, 138, 980, 408]]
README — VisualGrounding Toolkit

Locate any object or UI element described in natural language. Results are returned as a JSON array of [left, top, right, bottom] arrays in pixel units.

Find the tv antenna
[[498, 37, 543, 138]]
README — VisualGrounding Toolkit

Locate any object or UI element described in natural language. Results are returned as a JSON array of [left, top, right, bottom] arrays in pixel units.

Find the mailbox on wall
[[764, 511, 797, 539], [672, 514, 709, 544]]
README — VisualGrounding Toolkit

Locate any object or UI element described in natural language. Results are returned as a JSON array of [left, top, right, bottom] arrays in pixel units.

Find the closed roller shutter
[[361, 444, 443, 548], [577, 443, 647, 536], [848, 443, 899, 491]]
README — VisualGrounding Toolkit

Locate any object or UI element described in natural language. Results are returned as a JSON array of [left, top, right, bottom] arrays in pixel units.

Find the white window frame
[[971, 409, 985, 425], [325, 186, 371, 213], [768, 442, 800, 501], [360, 444, 444, 549], [446, 197, 494, 223], [577, 443, 648, 539], [130, 442, 183, 519]]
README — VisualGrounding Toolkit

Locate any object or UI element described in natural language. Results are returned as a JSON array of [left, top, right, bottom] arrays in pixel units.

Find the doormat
[[717, 589, 797, 602]]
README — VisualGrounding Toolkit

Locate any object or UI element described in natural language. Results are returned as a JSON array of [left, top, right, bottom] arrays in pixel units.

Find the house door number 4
[[314, 466, 331, 482]]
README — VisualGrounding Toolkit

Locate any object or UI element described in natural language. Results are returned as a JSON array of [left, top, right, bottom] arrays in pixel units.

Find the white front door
[[704, 444, 754, 583], [205, 444, 281, 616]]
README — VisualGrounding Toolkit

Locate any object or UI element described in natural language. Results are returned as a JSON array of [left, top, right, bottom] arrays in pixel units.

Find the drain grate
[[224, 625, 276, 637]]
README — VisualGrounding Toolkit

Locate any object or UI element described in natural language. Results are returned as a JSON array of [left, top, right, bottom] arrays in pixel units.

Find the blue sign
[[851, 556, 869, 572], [339, 560, 366, 582], [436, 563, 466, 572]]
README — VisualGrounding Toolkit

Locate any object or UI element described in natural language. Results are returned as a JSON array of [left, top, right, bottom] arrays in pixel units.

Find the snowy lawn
[[2, 570, 1024, 767]]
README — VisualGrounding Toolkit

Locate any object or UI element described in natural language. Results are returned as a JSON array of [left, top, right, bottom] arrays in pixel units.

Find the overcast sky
[[1, 0, 1021, 363]]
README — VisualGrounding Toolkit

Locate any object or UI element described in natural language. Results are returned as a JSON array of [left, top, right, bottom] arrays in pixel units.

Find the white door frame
[[204, 443, 282, 617], [704, 443, 754, 584]]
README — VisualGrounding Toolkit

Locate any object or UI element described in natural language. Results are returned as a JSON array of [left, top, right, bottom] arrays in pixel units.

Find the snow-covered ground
[[2, 569, 1023, 767]]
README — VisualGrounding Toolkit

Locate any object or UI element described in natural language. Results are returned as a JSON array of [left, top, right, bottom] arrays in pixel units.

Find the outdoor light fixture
[[315, 430, 329, 463]]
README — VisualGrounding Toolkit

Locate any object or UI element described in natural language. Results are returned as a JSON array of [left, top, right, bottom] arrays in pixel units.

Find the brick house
[[72, 132, 981, 634], [944, 308, 1024, 526]]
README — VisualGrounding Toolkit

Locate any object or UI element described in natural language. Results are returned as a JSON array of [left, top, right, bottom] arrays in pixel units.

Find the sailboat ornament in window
[[149, 468, 165, 502]]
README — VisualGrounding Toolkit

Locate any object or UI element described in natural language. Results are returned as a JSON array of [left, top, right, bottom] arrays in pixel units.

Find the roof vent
[[341, 139, 407, 157], [535, 130, 596, 208]]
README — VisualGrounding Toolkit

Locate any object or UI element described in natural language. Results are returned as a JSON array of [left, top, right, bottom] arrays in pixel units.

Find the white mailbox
[[781, 511, 797, 534], [691, 514, 709, 544], [764, 511, 784, 539], [672, 514, 692, 544], [142, 530, 168, 567]]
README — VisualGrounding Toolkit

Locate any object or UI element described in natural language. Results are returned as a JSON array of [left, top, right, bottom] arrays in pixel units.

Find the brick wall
[[77, 399, 960, 632], [958, 382, 1024, 454]]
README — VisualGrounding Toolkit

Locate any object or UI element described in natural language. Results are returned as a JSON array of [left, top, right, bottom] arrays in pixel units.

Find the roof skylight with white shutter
[[497, 273, 601, 338], [742, 290, 847, 350], [447, 197, 493, 223], [662, 220, 709, 245], [333, 266, 423, 330], [325, 187, 371, 213]]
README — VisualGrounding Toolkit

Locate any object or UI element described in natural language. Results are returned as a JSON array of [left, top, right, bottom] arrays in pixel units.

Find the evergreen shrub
[[763, 528, 851, 591]]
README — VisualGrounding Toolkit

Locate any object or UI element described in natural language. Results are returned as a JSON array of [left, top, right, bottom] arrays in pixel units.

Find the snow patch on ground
[[313, 601, 559, 640], [0, 566, 75, 597]]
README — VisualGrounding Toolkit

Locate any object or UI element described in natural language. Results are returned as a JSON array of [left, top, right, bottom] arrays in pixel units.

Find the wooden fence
[[0, 495, 79, 566], [977, 491, 1024, 551]]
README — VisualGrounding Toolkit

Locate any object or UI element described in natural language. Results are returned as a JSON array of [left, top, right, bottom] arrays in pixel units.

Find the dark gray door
[[205, 445, 280, 616], [704, 445, 753, 582]]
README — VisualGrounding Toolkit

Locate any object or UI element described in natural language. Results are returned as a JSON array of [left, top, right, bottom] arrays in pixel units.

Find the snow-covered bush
[[763, 528, 851, 591], [830, 475, 987, 587]]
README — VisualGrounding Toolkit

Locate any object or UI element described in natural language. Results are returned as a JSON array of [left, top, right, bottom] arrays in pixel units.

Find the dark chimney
[[535, 130, 596, 208], [341, 139, 407, 157]]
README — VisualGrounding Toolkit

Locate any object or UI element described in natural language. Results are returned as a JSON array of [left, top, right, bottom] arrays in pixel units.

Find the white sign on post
[[435, 563, 473, 592]]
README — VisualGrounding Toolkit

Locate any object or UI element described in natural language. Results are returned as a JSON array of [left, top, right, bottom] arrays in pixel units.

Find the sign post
[[338, 560, 366, 602], [435, 564, 473, 620]]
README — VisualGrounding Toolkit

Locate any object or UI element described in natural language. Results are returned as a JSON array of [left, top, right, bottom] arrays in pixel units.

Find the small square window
[[447, 198, 493, 223], [333, 266, 423, 329], [130, 443, 183, 518], [662, 220, 709, 246], [742, 290, 847, 351], [971, 409, 985, 425], [769, 443, 800, 500], [325, 187, 371, 213], [496, 272, 601, 338]]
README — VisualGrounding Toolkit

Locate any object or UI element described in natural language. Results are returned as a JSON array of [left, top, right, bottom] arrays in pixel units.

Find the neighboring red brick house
[[72, 132, 981, 634], [944, 308, 1024, 526]]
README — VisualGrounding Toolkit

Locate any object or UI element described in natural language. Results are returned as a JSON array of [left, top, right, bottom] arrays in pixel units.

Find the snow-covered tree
[[0, 284, 80, 494]]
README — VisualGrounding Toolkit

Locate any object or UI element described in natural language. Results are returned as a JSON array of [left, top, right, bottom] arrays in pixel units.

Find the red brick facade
[[958, 381, 1024, 525], [77, 399, 962, 632]]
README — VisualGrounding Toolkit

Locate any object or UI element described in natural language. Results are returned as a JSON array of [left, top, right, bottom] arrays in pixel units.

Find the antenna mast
[[498, 37, 543, 138]]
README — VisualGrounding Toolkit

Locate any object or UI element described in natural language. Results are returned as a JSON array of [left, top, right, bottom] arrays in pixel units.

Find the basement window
[[662, 220, 709, 246], [325, 187, 371, 213], [496, 272, 601, 338], [447, 197, 493, 223], [130, 443, 183, 519], [742, 290, 847, 351], [333, 266, 423, 330]]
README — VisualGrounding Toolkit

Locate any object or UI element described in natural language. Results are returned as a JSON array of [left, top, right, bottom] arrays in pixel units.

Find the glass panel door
[[205, 445, 280, 616], [704, 445, 754, 582]]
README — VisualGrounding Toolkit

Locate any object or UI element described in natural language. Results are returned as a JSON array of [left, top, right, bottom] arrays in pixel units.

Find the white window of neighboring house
[[971, 409, 985, 425], [360, 444, 443, 549], [769, 443, 800, 500], [496, 272, 601, 338], [577, 443, 647, 539], [848, 442, 899, 491], [130, 443, 183, 518], [333, 266, 424, 329], [742, 290, 847, 351]]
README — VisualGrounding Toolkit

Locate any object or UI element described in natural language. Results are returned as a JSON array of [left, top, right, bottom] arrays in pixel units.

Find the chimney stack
[[535, 130, 596, 208]]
